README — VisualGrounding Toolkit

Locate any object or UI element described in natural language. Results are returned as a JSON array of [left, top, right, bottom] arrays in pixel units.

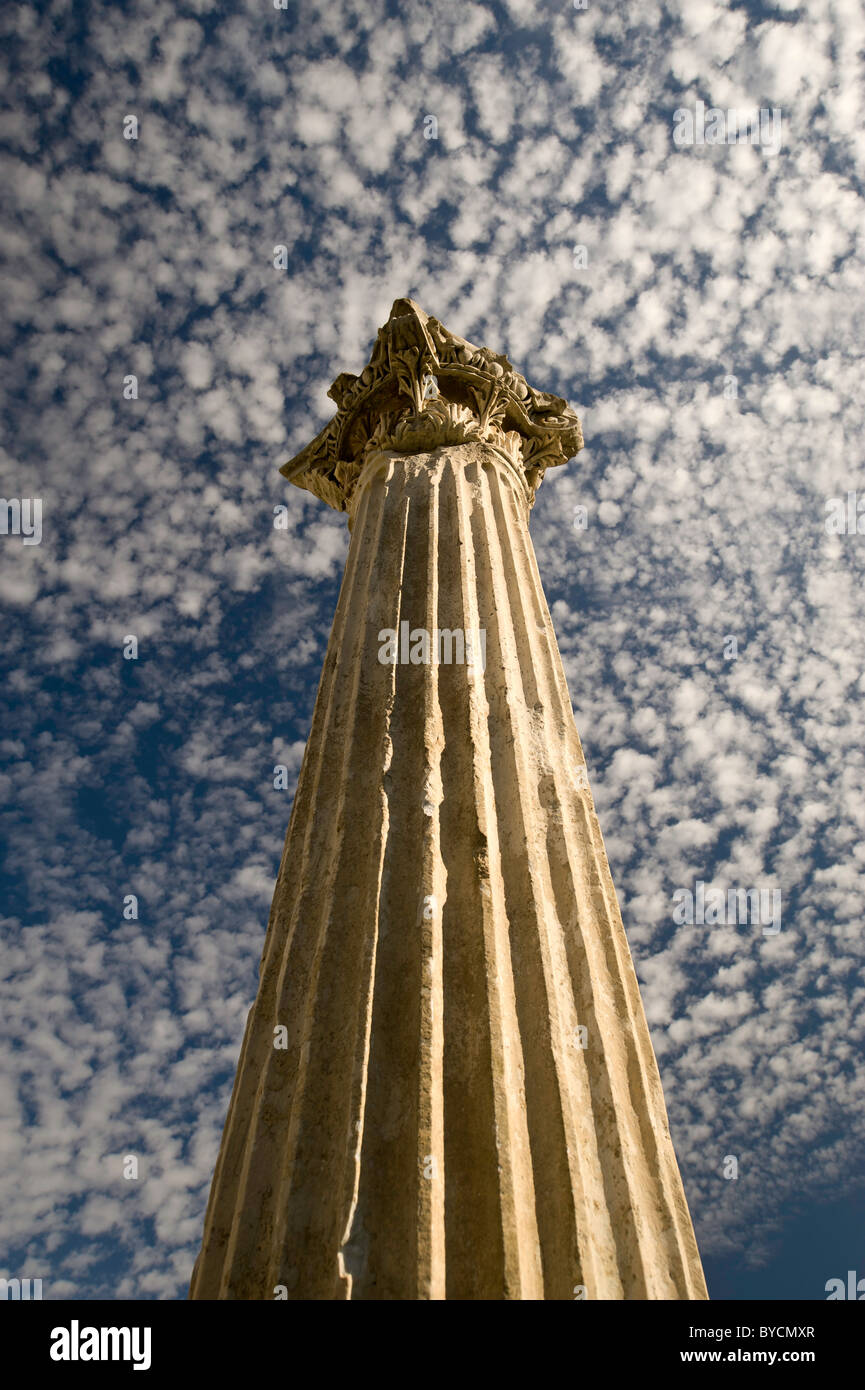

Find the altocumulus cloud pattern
[[1, 0, 864, 1300]]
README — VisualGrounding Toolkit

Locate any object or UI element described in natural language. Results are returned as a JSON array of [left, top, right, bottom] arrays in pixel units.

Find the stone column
[[189, 299, 707, 1301]]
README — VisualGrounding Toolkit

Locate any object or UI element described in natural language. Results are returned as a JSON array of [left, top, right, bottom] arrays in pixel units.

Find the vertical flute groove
[[190, 439, 707, 1302]]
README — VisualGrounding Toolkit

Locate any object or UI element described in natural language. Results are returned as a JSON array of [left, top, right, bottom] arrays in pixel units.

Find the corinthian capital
[[280, 297, 583, 511]]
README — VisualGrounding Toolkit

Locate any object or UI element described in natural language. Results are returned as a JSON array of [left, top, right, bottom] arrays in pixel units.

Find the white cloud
[[2, 0, 865, 1299]]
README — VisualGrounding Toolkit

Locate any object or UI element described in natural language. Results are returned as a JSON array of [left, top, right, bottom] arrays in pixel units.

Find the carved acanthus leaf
[[280, 297, 583, 511]]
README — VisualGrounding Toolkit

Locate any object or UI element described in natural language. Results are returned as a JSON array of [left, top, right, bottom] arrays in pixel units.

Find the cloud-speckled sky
[[2, 0, 864, 1300]]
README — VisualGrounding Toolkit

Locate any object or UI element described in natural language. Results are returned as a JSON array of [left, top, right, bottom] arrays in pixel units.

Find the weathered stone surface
[[189, 303, 707, 1301]]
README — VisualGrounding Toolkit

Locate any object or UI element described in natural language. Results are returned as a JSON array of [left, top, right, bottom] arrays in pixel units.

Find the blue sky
[[1, 0, 864, 1299]]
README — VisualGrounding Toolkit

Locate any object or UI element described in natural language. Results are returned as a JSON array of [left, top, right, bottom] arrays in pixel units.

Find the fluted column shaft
[[189, 441, 707, 1301]]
